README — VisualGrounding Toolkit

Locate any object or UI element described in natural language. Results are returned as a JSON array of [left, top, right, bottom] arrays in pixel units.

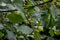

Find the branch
[[25, 0, 53, 9], [0, 0, 53, 12], [0, 9, 18, 13]]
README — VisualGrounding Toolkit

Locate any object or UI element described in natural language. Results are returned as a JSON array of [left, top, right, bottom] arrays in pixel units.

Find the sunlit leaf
[[6, 30, 17, 40], [43, 0, 48, 2], [47, 37, 54, 40], [51, 5, 58, 20], [17, 25, 33, 34], [0, 24, 4, 30]]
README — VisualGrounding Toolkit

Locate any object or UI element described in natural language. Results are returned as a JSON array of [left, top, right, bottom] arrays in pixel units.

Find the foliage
[[0, 0, 60, 40]]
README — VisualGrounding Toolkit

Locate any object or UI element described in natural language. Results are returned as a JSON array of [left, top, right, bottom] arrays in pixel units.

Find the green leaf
[[41, 12, 49, 28], [58, 8, 60, 15], [48, 15, 55, 28], [56, 16, 60, 30], [34, 31, 41, 40], [14, 3, 27, 20], [6, 30, 17, 40], [0, 32, 3, 38], [7, 13, 23, 24], [17, 25, 33, 34], [54, 31, 60, 35], [27, 7, 35, 13], [49, 29, 54, 37]]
